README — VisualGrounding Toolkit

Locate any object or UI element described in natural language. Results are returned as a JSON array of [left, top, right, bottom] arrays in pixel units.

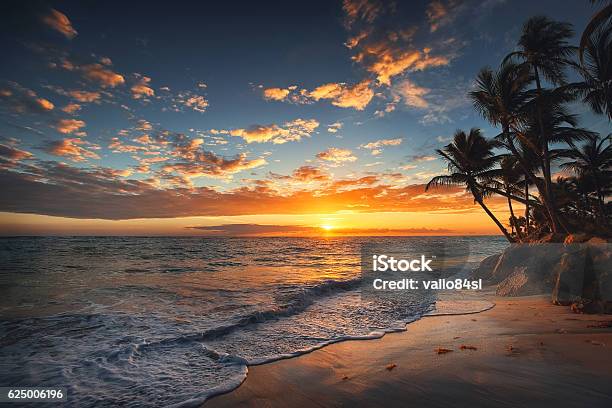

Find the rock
[[490, 244, 562, 286], [496, 266, 550, 296], [587, 237, 608, 245], [551, 248, 588, 305], [471, 253, 501, 281], [535, 233, 568, 243], [570, 302, 584, 313], [564, 233, 591, 244], [591, 246, 612, 311], [385, 363, 397, 371], [483, 239, 611, 313]]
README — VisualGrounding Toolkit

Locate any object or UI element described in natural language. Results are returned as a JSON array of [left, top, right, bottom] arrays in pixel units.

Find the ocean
[[0, 236, 507, 407]]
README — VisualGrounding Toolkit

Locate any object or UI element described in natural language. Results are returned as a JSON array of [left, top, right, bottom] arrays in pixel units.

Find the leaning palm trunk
[[506, 193, 523, 241], [533, 67, 563, 233], [525, 179, 530, 234], [475, 194, 515, 243], [593, 176, 608, 223], [469, 180, 515, 243]]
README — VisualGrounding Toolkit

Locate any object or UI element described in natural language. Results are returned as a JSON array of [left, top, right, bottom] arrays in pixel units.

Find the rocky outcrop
[[473, 239, 611, 313], [484, 244, 562, 295], [563, 233, 591, 244], [471, 253, 501, 281], [496, 266, 550, 296], [534, 233, 568, 243], [551, 247, 588, 305]]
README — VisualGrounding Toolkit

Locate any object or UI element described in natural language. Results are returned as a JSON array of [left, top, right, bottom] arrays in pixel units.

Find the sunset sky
[[0, 0, 607, 236]]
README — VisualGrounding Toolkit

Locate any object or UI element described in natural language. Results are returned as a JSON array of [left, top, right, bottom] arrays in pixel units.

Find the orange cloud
[[327, 122, 343, 133], [131, 75, 155, 99], [427, 1, 447, 32], [61, 61, 124, 88], [316, 147, 357, 164], [183, 95, 208, 112], [261, 81, 374, 110], [343, 0, 382, 27], [287, 165, 331, 183], [229, 118, 319, 144], [81, 63, 125, 88], [426, 0, 459, 32], [394, 79, 430, 108], [263, 87, 291, 101], [166, 90, 209, 113], [361, 138, 402, 155], [185, 223, 454, 237], [357, 46, 449, 85], [55, 119, 85, 134], [43, 138, 100, 162], [68, 90, 101, 103], [0, 159, 505, 221], [0, 82, 54, 113], [308, 80, 374, 110], [409, 155, 437, 162], [134, 135, 154, 144], [162, 151, 266, 179], [0, 144, 33, 169], [62, 103, 81, 114], [342, 1, 451, 86], [345, 31, 369, 49], [136, 119, 153, 131], [170, 137, 204, 160], [42, 9, 77, 39], [108, 137, 148, 154]]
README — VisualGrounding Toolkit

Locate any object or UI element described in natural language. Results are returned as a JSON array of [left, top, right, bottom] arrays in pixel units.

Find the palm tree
[[519, 100, 595, 230], [499, 156, 524, 240], [426, 129, 515, 242], [469, 62, 552, 230], [560, 134, 612, 221], [580, 0, 612, 63], [504, 16, 575, 233], [574, 19, 612, 119]]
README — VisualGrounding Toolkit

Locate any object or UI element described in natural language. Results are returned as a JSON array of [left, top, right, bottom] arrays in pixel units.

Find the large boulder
[[488, 244, 562, 286], [535, 233, 568, 243], [587, 237, 608, 245], [564, 233, 591, 244], [590, 244, 612, 312], [496, 266, 550, 296], [472, 240, 612, 312], [471, 253, 501, 281], [551, 247, 589, 305]]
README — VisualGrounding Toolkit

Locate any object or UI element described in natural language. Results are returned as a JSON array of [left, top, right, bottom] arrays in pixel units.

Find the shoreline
[[197, 292, 496, 405], [204, 294, 612, 407]]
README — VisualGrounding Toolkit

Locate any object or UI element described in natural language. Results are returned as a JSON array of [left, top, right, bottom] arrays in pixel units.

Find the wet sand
[[205, 295, 612, 407]]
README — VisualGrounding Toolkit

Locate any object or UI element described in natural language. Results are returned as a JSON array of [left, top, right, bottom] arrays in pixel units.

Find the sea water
[[0, 236, 507, 407]]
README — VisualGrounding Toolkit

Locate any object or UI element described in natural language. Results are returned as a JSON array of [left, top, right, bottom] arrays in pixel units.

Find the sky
[[0, 0, 608, 236]]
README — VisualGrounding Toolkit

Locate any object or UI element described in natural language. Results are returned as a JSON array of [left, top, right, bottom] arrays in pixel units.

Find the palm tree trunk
[[533, 66, 562, 233], [469, 180, 515, 243], [507, 193, 522, 241], [475, 197, 515, 243], [525, 179, 530, 234], [501, 125, 554, 229], [593, 175, 607, 224]]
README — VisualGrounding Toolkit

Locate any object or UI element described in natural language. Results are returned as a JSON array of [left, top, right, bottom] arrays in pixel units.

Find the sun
[[320, 225, 334, 231]]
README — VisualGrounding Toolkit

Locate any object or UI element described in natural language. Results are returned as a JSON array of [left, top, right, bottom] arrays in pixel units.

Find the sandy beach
[[206, 294, 612, 407]]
